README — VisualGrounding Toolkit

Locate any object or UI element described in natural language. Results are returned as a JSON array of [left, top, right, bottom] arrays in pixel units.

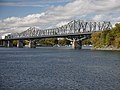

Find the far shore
[[91, 47, 120, 51]]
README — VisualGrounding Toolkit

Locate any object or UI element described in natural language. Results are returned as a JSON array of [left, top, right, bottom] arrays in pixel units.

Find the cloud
[[113, 16, 120, 22], [56, 21, 69, 27], [0, 2, 48, 7], [0, 0, 120, 37], [93, 14, 120, 22], [93, 14, 113, 21], [0, 0, 71, 7]]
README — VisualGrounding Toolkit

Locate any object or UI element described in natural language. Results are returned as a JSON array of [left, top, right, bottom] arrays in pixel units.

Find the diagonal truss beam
[[10, 20, 112, 39]]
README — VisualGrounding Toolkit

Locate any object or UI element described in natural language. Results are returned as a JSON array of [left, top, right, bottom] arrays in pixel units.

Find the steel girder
[[10, 20, 112, 39]]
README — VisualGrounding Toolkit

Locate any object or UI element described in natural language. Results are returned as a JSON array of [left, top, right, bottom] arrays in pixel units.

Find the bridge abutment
[[28, 40, 36, 48], [17, 40, 23, 48]]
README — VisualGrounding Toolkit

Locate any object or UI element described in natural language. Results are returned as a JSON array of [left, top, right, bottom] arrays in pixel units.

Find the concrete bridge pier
[[0, 40, 3, 46], [7, 40, 13, 48], [2, 41, 8, 47], [72, 39, 82, 49], [29, 40, 36, 48], [17, 40, 23, 48]]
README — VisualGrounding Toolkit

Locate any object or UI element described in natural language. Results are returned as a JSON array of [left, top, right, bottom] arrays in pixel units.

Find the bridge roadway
[[0, 20, 112, 49], [0, 32, 92, 41]]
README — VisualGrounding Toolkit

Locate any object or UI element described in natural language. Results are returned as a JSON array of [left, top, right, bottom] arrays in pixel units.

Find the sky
[[0, 0, 120, 37]]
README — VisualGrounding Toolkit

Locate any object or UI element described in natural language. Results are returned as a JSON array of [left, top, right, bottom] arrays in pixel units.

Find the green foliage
[[12, 40, 28, 46], [91, 32, 102, 48], [37, 38, 70, 46], [105, 33, 111, 46], [82, 39, 92, 45], [91, 23, 120, 48], [58, 38, 70, 46], [101, 30, 109, 45], [13, 40, 17, 46], [115, 33, 120, 48], [38, 38, 58, 46], [24, 40, 29, 45], [0, 40, 3, 45]]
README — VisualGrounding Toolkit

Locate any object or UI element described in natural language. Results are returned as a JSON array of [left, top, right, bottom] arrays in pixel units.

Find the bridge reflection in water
[[0, 20, 112, 49]]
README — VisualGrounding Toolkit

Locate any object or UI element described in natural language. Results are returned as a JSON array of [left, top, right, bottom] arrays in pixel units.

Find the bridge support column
[[2, 41, 8, 47], [72, 39, 82, 49], [29, 40, 36, 48], [0, 40, 3, 46], [17, 40, 23, 48], [7, 40, 13, 48]]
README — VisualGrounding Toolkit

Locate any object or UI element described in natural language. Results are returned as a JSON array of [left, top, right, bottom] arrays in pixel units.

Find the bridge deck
[[0, 20, 112, 41], [0, 32, 93, 41]]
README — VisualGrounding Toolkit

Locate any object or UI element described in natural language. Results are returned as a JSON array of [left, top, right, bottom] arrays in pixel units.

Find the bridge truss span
[[10, 20, 112, 39]]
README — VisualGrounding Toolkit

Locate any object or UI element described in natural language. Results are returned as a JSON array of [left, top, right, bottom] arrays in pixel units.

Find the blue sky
[[0, 0, 120, 36], [0, 0, 70, 19], [0, 6, 46, 19]]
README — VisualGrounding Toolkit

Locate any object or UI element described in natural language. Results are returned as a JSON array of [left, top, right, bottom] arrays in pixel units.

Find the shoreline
[[91, 47, 120, 51]]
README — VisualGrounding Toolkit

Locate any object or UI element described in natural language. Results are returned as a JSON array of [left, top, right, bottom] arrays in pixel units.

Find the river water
[[0, 47, 120, 90]]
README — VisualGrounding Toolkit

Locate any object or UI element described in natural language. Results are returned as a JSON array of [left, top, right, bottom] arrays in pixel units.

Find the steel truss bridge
[[0, 20, 112, 49], [7, 19, 112, 40]]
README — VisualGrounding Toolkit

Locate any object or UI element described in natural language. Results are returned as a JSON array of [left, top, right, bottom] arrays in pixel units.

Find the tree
[[106, 33, 111, 46], [58, 38, 70, 46], [91, 32, 102, 48], [82, 39, 92, 45], [38, 38, 58, 46], [13, 40, 17, 46], [91, 23, 120, 48], [0, 40, 3, 45], [115, 33, 120, 48]]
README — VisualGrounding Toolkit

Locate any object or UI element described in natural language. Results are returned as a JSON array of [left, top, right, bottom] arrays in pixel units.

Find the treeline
[[82, 39, 92, 45], [12, 40, 29, 46], [91, 23, 120, 48], [37, 38, 70, 46], [11, 38, 70, 47]]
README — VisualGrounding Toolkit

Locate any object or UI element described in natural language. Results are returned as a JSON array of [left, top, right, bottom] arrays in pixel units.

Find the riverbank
[[92, 47, 120, 51], [0, 45, 4, 47]]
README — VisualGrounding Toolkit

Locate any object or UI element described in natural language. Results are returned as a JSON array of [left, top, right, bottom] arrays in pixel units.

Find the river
[[0, 47, 120, 90]]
